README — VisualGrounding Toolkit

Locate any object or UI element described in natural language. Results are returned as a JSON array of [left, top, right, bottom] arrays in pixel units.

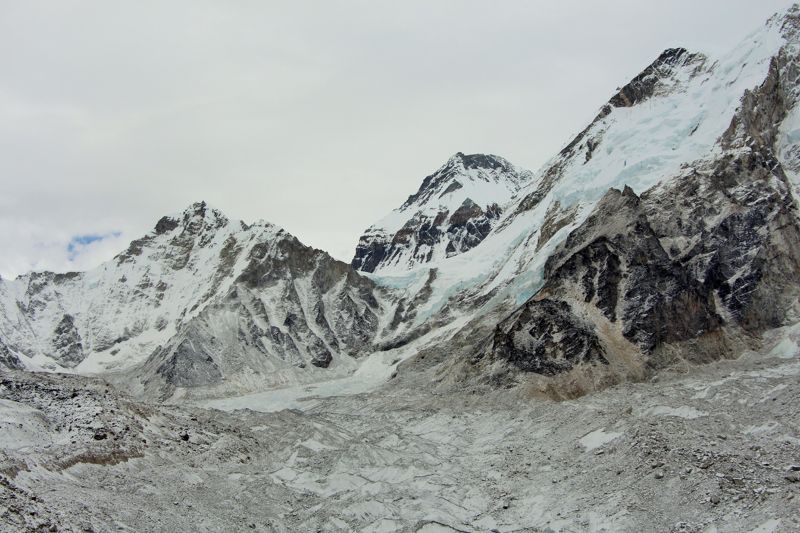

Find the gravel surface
[[1, 335, 799, 532]]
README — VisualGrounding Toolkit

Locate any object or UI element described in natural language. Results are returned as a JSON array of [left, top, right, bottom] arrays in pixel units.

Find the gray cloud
[[0, 0, 795, 278]]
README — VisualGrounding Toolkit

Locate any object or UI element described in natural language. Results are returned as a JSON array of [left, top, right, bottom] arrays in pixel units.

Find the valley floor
[[2, 327, 800, 532]]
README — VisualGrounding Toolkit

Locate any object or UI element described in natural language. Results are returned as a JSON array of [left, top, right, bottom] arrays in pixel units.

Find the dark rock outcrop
[[484, 185, 727, 375], [52, 314, 85, 368], [0, 338, 24, 370], [155, 339, 223, 388], [609, 48, 704, 108], [489, 298, 608, 375]]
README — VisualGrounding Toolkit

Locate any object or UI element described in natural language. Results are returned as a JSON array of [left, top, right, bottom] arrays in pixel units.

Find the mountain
[[349, 41, 738, 351], [339, 6, 800, 395], [429, 5, 800, 395], [0, 202, 387, 398], [352, 152, 533, 273]]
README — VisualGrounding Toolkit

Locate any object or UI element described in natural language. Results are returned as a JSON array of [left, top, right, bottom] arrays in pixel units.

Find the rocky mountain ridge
[[345, 6, 800, 369]]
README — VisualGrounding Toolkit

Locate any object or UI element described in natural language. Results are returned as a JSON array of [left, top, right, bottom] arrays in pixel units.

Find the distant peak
[[182, 200, 217, 218], [187, 200, 229, 221], [154, 201, 230, 235], [770, 3, 800, 25], [772, 3, 800, 40], [447, 152, 510, 171], [608, 47, 705, 108], [398, 153, 528, 211], [655, 47, 690, 64]]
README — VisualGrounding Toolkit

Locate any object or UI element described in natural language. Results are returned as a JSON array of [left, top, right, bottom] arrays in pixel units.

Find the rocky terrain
[[1, 323, 799, 532]]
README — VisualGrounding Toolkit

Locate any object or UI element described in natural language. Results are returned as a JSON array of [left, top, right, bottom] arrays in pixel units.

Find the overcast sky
[[0, 0, 795, 279]]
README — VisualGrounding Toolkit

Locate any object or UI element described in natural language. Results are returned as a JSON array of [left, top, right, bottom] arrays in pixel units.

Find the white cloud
[[0, 215, 134, 280]]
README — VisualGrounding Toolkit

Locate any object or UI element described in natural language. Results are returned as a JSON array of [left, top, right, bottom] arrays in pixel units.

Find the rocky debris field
[[1, 326, 800, 532]]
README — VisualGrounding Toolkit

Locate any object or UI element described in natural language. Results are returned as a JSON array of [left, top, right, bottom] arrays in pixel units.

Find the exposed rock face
[[51, 314, 84, 368], [155, 338, 223, 387], [545, 186, 725, 352], [0, 337, 24, 370], [489, 298, 608, 375], [609, 48, 705, 108], [536, 201, 579, 252], [352, 152, 532, 273]]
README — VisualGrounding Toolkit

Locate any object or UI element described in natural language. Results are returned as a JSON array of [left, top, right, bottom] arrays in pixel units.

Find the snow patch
[[747, 519, 781, 533], [645, 405, 708, 419], [769, 337, 799, 359], [579, 428, 622, 451]]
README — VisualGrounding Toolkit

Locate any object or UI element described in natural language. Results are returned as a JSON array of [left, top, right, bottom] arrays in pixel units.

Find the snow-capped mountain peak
[[162, 201, 230, 232], [399, 152, 528, 211], [351, 153, 533, 273], [0, 203, 385, 397]]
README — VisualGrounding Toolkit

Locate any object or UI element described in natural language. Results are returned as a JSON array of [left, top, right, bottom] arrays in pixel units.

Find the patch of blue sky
[[67, 232, 121, 260]]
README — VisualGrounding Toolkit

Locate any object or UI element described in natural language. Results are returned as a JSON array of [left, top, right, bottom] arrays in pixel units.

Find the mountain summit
[[351, 153, 533, 273]]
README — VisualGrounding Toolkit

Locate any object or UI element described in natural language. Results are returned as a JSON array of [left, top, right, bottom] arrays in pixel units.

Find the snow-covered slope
[[429, 6, 800, 393], [351, 152, 533, 273], [0, 202, 387, 397], [0, 202, 258, 372], [348, 6, 800, 394]]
